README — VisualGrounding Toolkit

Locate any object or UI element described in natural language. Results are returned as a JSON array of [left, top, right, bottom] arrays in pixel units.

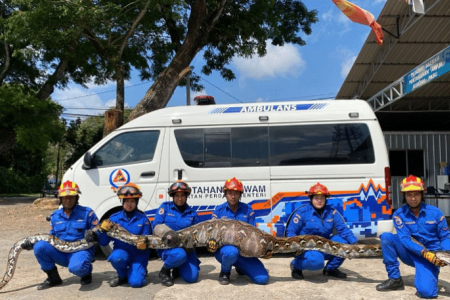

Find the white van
[[63, 100, 393, 242]]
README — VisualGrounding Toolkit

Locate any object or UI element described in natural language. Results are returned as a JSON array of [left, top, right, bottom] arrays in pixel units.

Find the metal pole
[[186, 71, 191, 106]]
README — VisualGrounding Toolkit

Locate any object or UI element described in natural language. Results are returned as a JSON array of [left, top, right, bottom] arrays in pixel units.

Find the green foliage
[[0, 166, 45, 193], [0, 84, 64, 152]]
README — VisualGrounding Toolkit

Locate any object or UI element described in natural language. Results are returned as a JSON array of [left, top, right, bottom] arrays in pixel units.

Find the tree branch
[[37, 59, 69, 100]]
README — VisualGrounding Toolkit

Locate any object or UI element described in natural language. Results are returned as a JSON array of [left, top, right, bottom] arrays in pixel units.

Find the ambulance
[[62, 99, 392, 243]]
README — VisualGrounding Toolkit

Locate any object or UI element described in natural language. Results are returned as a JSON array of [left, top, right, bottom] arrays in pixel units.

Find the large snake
[[2, 218, 450, 290]]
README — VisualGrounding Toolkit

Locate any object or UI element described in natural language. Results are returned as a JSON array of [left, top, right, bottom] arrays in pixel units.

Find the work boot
[[109, 276, 127, 287], [290, 262, 304, 280], [37, 266, 63, 290], [171, 268, 181, 280], [218, 271, 230, 285], [323, 267, 347, 279], [159, 267, 174, 287], [376, 277, 405, 291], [80, 273, 92, 285]]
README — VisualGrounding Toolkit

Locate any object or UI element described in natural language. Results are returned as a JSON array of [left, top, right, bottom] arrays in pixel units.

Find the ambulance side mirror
[[83, 152, 92, 170]]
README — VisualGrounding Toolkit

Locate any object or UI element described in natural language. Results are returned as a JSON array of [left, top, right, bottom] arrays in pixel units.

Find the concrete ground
[[1, 197, 450, 300]]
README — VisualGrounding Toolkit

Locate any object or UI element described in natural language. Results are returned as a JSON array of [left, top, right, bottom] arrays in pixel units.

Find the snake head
[[207, 239, 219, 253], [99, 219, 113, 232]]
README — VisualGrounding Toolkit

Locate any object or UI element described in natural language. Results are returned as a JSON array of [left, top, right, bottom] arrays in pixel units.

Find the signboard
[[404, 45, 450, 94]]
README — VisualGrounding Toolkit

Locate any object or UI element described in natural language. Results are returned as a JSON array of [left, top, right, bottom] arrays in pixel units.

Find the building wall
[[384, 132, 450, 214]]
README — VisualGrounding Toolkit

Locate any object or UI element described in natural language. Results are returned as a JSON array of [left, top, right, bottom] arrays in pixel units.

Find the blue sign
[[404, 46, 450, 94], [208, 103, 328, 114]]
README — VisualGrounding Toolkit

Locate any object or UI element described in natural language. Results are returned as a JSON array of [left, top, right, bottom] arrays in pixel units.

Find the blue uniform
[[98, 210, 152, 288], [212, 202, 269, 285], [34, 205, 98, 277], [153, 201, 200, 283], [380, 203, 450, 298], [286, 203, 357, 272]]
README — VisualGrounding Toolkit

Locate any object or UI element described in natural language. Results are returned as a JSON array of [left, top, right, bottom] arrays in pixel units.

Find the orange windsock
[[331, 0, 384, 45]]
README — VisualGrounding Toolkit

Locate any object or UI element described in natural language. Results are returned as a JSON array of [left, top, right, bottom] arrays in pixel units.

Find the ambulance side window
[[92, 131, 160, 167], [269, 123, 375, 166]]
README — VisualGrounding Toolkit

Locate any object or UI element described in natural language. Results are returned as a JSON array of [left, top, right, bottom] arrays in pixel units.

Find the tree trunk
[[127, 62, 191, 122], [0, 41, 11, 86], [103, 109, 123, 137], [37, 59, 69, 101], [0, 127, 16, 155]]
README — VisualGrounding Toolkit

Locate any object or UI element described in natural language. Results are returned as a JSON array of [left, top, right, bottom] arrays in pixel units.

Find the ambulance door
[[75, 129, 165, 220]]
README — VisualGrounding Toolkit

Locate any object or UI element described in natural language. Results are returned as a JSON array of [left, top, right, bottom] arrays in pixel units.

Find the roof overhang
[[336, 0, 450, 131]]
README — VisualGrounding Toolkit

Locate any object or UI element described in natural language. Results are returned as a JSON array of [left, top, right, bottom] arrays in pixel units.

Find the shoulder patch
[[249, 211, 254, 217], [88, 211, 94, 216], [158, 208, 164, 215], [394, 216, 403, 227], [440, 215, 445, 222], [293, 217, 299, 224], [332, 210, 336, 215], [92, 219, 98, 225]]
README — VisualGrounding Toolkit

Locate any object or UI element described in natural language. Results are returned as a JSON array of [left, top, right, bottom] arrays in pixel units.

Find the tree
[[0, 84, 64, 154], [127, 0, 318, 121]]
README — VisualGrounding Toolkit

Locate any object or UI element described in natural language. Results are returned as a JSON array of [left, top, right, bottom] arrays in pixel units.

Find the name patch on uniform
[[405, 222, 416, 225], [326, 219, 333, 223], [158, 208, 164, 215], [426, 221, 436, 224], [138, 224, 142, 227]]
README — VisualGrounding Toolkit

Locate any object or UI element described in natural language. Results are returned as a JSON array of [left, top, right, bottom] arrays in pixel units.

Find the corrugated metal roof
[[336, 0, 450, 131]]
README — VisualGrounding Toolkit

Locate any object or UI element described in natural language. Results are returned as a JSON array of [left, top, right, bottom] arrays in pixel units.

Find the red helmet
[[400, 175, 426, 192], [117, 183, 142, 199], [168, 180, 191, 197], [223, 177, 244, 193], [308, 183, 330, 197], [58, 180, 81, 197]]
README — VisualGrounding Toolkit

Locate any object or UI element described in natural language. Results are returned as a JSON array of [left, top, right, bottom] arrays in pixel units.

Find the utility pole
[[186, 70, 191, 106]]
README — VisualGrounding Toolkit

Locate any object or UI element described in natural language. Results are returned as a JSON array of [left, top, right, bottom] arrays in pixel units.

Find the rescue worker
[[212, 177, 269, 285], [21, 180, 98, 290], [376, 175, 450, 298], [86, 183, 151, 288], [286, 182, 358, 280], [153, 180, 200, 287]]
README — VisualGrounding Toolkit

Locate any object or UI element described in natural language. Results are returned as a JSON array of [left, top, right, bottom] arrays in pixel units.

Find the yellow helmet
[[58, 180, 81, 197], [400, 175, 425, 192]]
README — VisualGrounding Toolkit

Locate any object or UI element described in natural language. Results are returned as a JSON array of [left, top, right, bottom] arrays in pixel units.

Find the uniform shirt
[[286, 203, 358, 244], [98, 210, 152, 257], [153, 201, 198, 231], [212, 202, 255, 226], [50, 205, 99, 242], [393, 203, 450, 256]]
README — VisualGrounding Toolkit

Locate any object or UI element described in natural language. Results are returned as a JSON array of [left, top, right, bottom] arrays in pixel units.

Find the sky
[[52, 0, 394, 121]]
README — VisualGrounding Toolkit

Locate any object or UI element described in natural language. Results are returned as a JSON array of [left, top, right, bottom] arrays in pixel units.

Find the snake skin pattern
[[0, 235, 94, 290], [2, 218, 450, 290]]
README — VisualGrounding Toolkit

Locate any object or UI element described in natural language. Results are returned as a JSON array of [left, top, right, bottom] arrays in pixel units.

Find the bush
[[0, 167, 46, 194]]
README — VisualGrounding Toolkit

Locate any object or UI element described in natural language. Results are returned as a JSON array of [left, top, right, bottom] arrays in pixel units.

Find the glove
[[84, 230, 98, 243], [421, 249, 446, 267], [21, 239, 34, 251], [162, 230, 180, 248], [100, 219, 113, 232], [136, 236, 148, 251]]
